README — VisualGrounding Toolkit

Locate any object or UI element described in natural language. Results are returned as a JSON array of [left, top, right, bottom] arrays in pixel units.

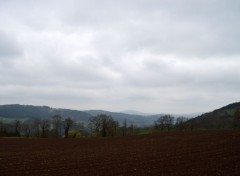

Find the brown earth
[[1, 130, 240, 176]]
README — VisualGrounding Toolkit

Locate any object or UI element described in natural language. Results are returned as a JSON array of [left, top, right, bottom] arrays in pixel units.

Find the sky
[[0, 0, 240, 114]]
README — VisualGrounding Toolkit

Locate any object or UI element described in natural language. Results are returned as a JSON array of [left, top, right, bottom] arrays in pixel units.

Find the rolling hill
[[186, 102, 240, 129], [85, 110, 159, 126], [0, 104, 209, 127], [0, 104, 91, 121], [0, 104, 159, 126]]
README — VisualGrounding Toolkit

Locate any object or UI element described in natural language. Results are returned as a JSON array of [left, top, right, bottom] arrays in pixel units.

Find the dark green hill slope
[[187, 102, 240, 129]]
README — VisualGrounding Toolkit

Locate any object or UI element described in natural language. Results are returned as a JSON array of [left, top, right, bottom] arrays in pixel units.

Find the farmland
[[1, 130, 240, 175]]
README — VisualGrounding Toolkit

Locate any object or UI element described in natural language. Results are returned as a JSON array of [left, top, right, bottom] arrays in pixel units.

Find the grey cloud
[[0, 31, 21, 59], [121, 57, 240, 94], [55, 0, 240, 57], [0, 0, 240, 113]]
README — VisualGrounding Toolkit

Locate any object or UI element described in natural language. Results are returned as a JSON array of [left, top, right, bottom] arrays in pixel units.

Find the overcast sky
[[0, 0, 240, 114]]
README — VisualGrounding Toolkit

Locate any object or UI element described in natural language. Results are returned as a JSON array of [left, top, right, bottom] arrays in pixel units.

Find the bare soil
[[1, 130, 240, 176]]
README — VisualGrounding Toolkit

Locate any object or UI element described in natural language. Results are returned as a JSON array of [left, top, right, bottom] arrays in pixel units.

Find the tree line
[[0, 115, 84, 138], [0, 114, 139, 138], [0, 114, 195, 138], [153, 115, 194, 132]]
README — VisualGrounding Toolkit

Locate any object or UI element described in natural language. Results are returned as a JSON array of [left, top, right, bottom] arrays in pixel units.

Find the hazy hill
[[0, 104, 202, 126], [0, 105, 158, 126], [120, 110, 154, 116], [186, 102, 240, 129], [85, 110, 159, 126], [0, 104, 91, 121]]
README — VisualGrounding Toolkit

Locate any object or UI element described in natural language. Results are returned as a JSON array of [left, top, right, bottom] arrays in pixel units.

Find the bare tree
[[14, 120, 21, 137], [63, 117, 75, 138], [128, 123, 134, 136], [154, 116, 165, 131], [156, 116, 165, 131], [165, 115, 174, 131], [40, 119, 50, 138], [101, 116, 108, 137], [154, 114, 174, 132], [122, 119, 127, 136], [89, 114, 119, 137], [105, 118, 118, 136], [89, 116, 102, 136], [175, 117, 188, 130], [22, 120, 33, 137], [0, 119, 6, 137], [51, 115, 63, 137], [32, 119, 41, 137]]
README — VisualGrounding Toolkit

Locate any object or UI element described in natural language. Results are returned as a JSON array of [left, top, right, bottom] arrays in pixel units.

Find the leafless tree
[[32, 119, 41, 137], [89, 116, 102, 136], [106, 118, 118, 136], [154, 116, 165, 131], [40, 119, 50, 138], [22, 120, 33, 137], [89, 114, 119, 137], [175, 117, 188, 130], [165, 115, 174, 131], [51, 115, 63, 137], [63, 117, 75, 138], [14, 120, 22, 137], [128, 123, 134, 136], [0, 119, 6, 137], [122, 119, 127, 136], [154, 114, 174, 132], [157, 116, 165, 131]]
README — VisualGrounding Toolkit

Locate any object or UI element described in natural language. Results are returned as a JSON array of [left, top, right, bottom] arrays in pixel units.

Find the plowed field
[[1, 130, 240, 176]]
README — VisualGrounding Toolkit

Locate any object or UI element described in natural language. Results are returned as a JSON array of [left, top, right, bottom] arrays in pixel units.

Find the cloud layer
[[1, 0, 240, 113]]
